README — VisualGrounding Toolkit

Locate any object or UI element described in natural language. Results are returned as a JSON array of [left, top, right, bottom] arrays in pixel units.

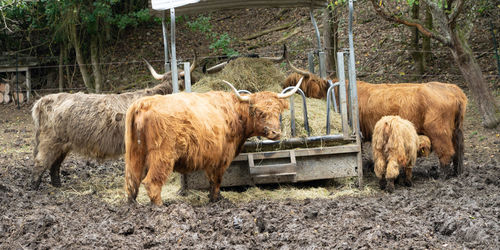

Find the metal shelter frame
[[148, 0, 363, 188]]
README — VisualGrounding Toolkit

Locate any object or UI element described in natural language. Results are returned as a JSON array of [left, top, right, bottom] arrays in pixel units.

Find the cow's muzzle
[[264, 127, 281, 140]]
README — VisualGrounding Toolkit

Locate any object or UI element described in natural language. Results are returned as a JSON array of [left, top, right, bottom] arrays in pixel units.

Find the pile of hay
[[192, 57, 342, 139], [193, 57, 284, 93]]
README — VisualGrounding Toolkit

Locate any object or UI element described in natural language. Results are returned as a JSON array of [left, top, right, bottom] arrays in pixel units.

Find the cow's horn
[[144, 59, 168, 80], [287, 58, 311, 76], [205, 61, 228, 74], [278, 77, 303, 99], [261, 44, 287, 63], [222, 80, 249, 102]]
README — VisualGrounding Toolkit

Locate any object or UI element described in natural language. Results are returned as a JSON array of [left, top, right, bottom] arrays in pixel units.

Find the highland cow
[[31, 59, 196, 189], [283, 61, 467, 177], [124, 78, 303, 205], [372, 116, 431, 192]]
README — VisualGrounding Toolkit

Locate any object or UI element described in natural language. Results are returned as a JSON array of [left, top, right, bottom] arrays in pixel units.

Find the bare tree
[[370, 0, 499, 128]]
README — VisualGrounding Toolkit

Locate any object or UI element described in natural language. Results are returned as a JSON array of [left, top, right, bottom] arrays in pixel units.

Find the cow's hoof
[[30, 179, 41, 190], [429, 166, 439, 179], [51, 179, 61, 188], [404, 180, 413, 187], [386, 180, 395, 193], [378, 179, 387, 190]]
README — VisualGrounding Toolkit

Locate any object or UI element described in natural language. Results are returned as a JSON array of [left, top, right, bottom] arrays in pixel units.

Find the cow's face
[[249, 94, 289, 140], [223, 77, 302, 140], [418, 135, 431, 157]]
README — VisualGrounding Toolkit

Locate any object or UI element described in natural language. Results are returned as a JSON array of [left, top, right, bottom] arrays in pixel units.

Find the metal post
[[26, 69, 30, 102], [310, 8, 327, 79], [319, 51, 327, 79], [183, 62, 191, 93], [308, 52, 315, 74], [170, 8, 179, 93], [309, 9, 322, 51], [15, 53, 20, 109], [162, 11, 170, 72], [348, 0, 363, 188]]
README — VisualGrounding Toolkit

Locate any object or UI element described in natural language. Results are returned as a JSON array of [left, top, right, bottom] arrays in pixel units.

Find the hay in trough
[[280, 96, 342, 139], [192, 57, 343, 140]]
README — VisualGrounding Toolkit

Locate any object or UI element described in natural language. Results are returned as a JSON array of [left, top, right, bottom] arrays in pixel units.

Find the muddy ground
[[0, 94, 499, 249]]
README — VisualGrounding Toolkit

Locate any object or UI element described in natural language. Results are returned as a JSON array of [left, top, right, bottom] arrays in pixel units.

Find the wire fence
[[1, 47, 499, 96]]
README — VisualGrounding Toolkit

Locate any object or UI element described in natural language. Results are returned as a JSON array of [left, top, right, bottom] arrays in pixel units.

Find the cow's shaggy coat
[[31, 83, 174, 189], [124, 80, 302, 205], [372, 116, 431, 192]]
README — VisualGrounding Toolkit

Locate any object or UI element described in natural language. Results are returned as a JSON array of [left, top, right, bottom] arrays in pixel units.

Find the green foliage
[[327, 0, 347, 9], [187, 15, 239, 56], [187, 15, 212, 35]]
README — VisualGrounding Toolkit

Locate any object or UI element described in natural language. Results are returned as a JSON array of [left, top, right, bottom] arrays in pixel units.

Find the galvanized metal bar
[[183, 62, 191, 92], [290, 95, 296, 136], [15, 53, 20, 109], [170, 8, 179, 93], [309, 9, 322, 51], [237, 90, 252, 95], [348, 0, 363, 188], [26, 69, 30, 101], [328, 81, 339, 113], [234, 144, 360, 161], [281, 86, 310, 136], [162, 11, 170, 72], [318, 51, 326, 79], [308, 52, 315, 74], [243, 134, 346, 150], [337, 52, 349, 139], [326, 81, 340, 134]]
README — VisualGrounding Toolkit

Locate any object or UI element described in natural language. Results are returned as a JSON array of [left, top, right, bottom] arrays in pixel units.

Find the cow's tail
[[453, 100, 466, 175], [124, 102, 147, 203], [31, 99, 43, 158]]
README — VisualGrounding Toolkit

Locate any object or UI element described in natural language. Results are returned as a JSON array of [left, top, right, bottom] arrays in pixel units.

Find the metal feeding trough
[[149, 0, 363, 189]]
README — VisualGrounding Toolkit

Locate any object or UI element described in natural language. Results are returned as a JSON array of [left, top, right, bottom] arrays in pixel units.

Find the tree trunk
[[450, 32, 499, 128], [410, 3, 424, 79], [90, 36, 103, 93], [58, 46, 64, 92], [422, 6, 433, 65], [323, 4, 340, 77], [71, 23, 93, 91]]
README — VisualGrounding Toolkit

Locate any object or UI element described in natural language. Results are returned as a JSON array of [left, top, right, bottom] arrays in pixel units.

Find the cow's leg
[[206, 168, 226, 202], [373, 151, 386, 190], [49, 152, 68, 187], [31, 139, 65, 190], [452, 126, 465, 176], [385, 158, 399, 193], [404, 167, 413, 187], [142, 152, 173, 206], [429, 135, 455, 179]]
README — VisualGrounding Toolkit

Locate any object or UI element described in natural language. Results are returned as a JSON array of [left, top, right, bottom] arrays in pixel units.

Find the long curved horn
[[205, 61, 228, 74], [222, 80, 249, 102], [287, 58, 311, 76], [278, 77, 303, 99], [144, 59, 168, 80], [261, 44, 287, 63]]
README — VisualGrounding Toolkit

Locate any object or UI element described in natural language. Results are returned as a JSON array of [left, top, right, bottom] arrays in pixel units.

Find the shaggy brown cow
[[124, 78, 303, 205], [283, 62, 467, 177], [372, 116, 431, 192], [31, 59, 196, 189]]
